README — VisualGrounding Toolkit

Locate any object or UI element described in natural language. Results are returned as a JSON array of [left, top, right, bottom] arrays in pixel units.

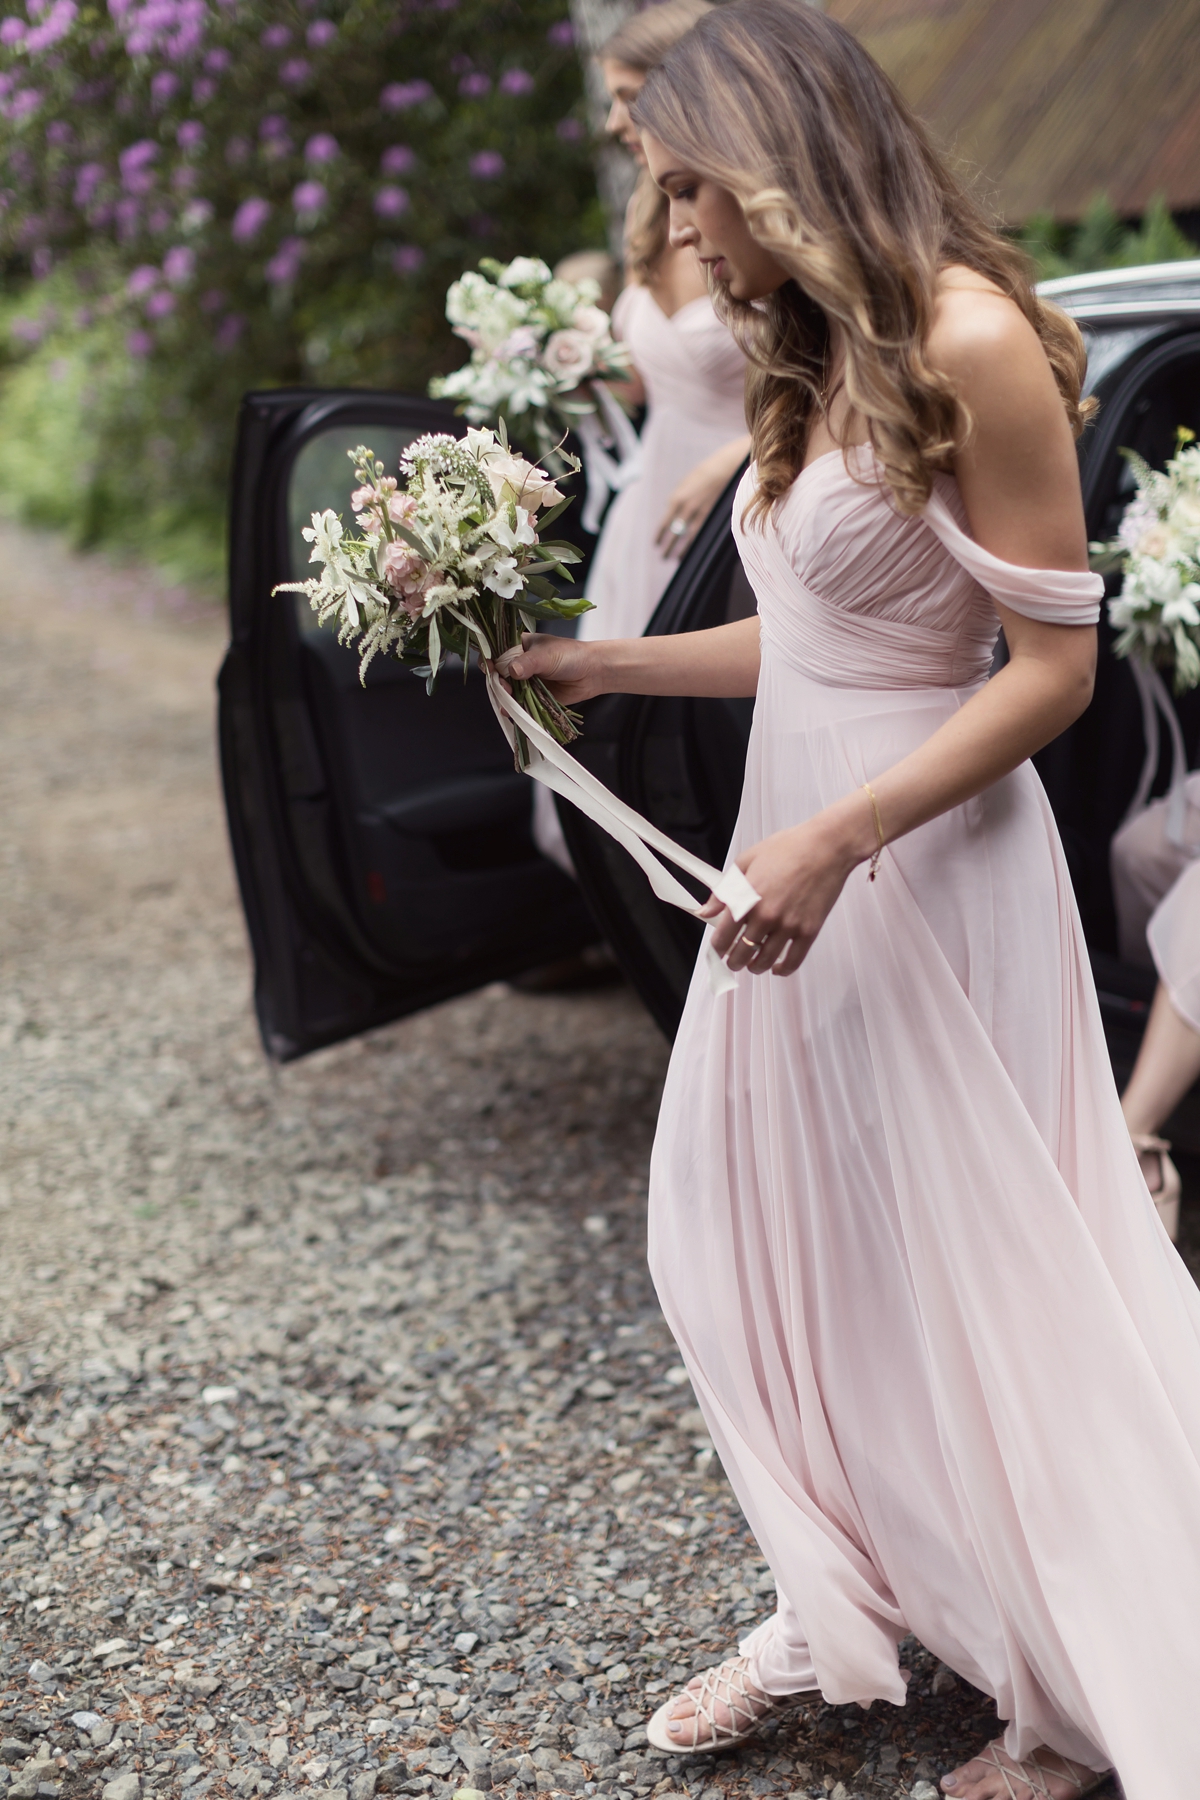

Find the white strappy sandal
[[954, 1739, 1112, 1798], [645, 1653, 811, 1754]]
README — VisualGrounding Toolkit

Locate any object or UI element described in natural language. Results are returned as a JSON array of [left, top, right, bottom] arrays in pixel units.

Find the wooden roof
[[826, 0, 1200, 224]]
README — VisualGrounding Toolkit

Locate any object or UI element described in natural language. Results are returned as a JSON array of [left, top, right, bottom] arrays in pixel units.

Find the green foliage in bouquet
[[0, 0, 602, 582]]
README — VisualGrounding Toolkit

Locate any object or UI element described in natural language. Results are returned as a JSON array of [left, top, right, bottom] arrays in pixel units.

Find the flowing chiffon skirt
[[647, 455, 1200, 1797]]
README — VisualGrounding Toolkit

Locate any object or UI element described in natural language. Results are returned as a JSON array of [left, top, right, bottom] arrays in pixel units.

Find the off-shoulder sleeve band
[[923, 489, 1102, 626]]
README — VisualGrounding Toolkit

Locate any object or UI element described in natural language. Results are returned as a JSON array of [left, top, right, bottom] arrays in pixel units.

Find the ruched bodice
[[733, 445, 1101, 689], [615, 284, 747, 430]]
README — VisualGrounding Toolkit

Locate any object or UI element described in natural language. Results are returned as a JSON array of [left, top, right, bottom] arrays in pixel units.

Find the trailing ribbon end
[[481, 666, 759, 996]]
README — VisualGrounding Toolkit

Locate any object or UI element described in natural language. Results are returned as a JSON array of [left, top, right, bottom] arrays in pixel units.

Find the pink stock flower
[[382, 539, 435, 615], [231, 196, 271, 243]]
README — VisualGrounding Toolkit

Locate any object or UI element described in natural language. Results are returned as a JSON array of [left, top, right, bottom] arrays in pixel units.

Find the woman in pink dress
[[500, 5, 1200, 1796], [535, 0, 748, 871]]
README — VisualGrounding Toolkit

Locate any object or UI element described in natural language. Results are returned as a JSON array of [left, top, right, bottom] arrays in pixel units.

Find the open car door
[[218, 388, 597, 1061]]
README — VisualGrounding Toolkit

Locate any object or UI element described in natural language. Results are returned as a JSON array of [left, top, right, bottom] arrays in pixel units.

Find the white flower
[[303, 509, 344, 563], [498, 256, 552, 291], [542, 327, 596, 388], [483, 554, 523, 598], [488, 506, 537, 551], [465, 430, 563, 510]]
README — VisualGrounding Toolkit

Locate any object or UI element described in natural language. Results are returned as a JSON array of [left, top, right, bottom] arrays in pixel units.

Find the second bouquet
[[276, 427, 591, 751]]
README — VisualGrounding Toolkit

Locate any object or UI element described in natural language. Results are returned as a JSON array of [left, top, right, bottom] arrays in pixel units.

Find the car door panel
[[219, 388, 598, 1061]]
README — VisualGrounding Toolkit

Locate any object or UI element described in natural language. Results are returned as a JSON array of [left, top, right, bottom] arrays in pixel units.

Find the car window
[[1081, 325, 1165, 397], [287, 423, 419, 634]]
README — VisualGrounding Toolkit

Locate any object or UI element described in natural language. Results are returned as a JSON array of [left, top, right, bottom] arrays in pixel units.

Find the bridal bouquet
[[428, 257, 640, 530], [429, 255, 631, 461], [274, 428, 591, 750], [1096, 427, 1200, 693]]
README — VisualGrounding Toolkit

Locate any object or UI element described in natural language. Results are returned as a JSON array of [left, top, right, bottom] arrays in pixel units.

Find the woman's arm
[[656, 433, 753, 558], [495, 613, 761, 705], [710, 284, 1097, 975]]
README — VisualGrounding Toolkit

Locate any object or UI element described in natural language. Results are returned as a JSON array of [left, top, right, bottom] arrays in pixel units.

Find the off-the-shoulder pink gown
[[649, 446, 1200, 1797]]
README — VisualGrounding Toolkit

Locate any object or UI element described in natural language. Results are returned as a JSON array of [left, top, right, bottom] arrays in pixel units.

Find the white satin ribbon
[[482, 666, 759, 995], [573, 382, 644, 535], [1123, 659, 1191, 848]]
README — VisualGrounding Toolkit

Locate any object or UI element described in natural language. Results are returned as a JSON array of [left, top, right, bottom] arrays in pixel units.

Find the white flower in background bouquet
[[1097, 427, 1200, 692], [273, 429, 590, 751], [1094, 426, 1200, 844], [429, 256, 640, 531]]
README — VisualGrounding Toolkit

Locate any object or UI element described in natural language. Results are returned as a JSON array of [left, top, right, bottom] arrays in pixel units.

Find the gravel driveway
[[0, 523, 1121, 1800]]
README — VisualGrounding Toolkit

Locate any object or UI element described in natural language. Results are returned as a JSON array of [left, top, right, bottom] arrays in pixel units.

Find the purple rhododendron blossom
[[46, 119, 73, 144], [151, 70, 178, 106], [380, 145, 414, 176], [265, 235, 303, 284], [127, 263, 160, 296], [547, 19, 573, 45], [292, 179, 326, 213], [555, 116, 583, 142], [373, 184, 409, 219], [192, 77, 217, 104], [260, 113, 289, 140], [119, 139, 157, 176], [499, 68, 533, 96], [148, 204, 171, 232], [177, 120, 204, 150], [8, 89, 44, 121], [279, 58, 310, 85], [215, 312, 245, 351], [305, 132, 339, 163], [0, 17, 27, 43], [469, 149, 504, 179], [163, 244, 194, 283], [203, 47, 229, 72], [380, 79, 432, 111], [126, 328, 154, 356], [12, 317, 46, 345], [459, 72, 490, 97], [261, 23, 291, 48], [231, 195, 271, 242], [392, 244, 425, 274], [225, 136, 249, 164], [115, 0, 207, 63], [74, 160, 104, 206], [115, 196, 141, 239], [200, 288, 224, 313], [306, 19, 336, 47], [25, 0, 77, 55], [75, 306, 93, 329], [145, 288, 175, 318], [31, 246, 52, 279]]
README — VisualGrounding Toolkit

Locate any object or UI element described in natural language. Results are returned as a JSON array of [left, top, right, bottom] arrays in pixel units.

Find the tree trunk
[[568, 0, 640, 257]]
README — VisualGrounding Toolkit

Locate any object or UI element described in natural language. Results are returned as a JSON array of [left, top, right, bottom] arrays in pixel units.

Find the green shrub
[[0, 0, 603, 583], [1019, 194, 1199, 284]]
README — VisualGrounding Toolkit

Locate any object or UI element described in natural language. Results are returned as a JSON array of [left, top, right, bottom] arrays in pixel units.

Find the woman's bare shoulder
[[927, 264, 1060, 424]]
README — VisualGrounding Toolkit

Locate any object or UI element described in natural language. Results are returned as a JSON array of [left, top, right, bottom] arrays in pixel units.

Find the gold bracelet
[[862, 782, 885, 882]]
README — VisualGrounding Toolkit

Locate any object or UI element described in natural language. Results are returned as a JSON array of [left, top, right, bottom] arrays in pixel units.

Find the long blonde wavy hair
[[599, 0, 714, 285], [633, 0, 1095, 518]]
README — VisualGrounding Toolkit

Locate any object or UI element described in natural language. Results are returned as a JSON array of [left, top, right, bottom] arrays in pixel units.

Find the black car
[[218, 258, 1200, 1103]]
